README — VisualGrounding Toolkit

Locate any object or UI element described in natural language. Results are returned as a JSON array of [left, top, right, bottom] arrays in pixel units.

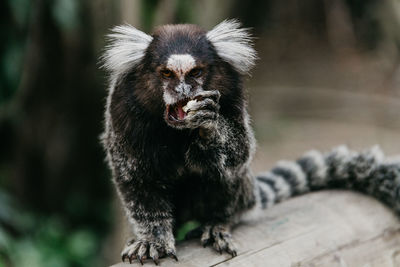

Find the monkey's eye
[[161, 69, 173, 78], [189, 68, 203, 78]]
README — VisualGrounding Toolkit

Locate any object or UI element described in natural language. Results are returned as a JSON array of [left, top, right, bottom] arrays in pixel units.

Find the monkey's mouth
[[166, 99, 189, 124]]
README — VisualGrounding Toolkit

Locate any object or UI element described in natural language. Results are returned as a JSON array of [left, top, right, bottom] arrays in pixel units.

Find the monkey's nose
[[175, 82, 191, 94]]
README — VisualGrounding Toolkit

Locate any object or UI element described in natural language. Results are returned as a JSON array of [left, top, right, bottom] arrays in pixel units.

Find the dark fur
[[102, 23, 400, 265]]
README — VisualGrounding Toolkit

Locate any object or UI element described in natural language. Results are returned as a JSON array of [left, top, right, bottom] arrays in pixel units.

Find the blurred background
[[1, 0, 400, 266]]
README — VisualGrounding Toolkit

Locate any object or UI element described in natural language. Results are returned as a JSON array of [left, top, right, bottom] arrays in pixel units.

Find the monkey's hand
[[121, 231, 177, 265], [183, 90, 220, 130], [200, 224, 237, 257]]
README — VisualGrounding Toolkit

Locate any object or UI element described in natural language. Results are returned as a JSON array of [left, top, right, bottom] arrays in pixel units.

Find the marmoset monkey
[[101, 20, 400, 265]]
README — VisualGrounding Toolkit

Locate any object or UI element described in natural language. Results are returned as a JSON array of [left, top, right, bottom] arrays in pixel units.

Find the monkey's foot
[[200, 224, 237, 257], [121, 239, 178, 265]]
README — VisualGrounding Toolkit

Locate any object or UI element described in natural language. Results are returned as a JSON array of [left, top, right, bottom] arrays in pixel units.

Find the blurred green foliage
[[0, 42, 23, 103], [0, 0, 30, 104], [140, 0, 194, 32], [175, 0, 193, 24], [0, 190, 101, 267], [0, 0, 110, 266], [52, 0, 80, 31], [141, 0, 160, 32], [176, 221, 200, 242]]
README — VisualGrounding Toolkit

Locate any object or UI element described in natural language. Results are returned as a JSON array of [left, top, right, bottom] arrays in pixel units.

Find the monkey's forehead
[[152, 24, 206, 37], [147, 24, 215, 64]]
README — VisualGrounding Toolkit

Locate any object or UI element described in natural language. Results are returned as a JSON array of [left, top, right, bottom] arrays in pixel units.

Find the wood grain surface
[[111, 190, 400, 267]]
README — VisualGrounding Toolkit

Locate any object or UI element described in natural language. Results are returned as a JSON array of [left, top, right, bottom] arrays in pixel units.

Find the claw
[[214, 243, 223, 254], [201, 238, 213, 248], [227, 248, 237, 257], [201, 224, 238, 257], [129, 255, 133, 264], [121, 239, 177, 265], [168, 253, 178, 261], [166, 248, 178, 261]]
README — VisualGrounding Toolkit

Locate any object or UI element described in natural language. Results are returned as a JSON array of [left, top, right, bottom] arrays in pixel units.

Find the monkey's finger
[[187, 110, 217, 121], [149, 243, 160, 265], [195, 90, 221, 102], [129, 253, 137, 264], [221, 237, 237, 257], [185, 111, 217, 129], [170, 253, 178, 261], [201, 226, 212, 247], [220, 237, 237, 257], [137, 243, 148, 265], [215, 236, 227, 251], [213, 241, 223, 254], [128, 243, 141, 263], [186, 98, 218, 113], [166, 249, 178, 261], [227, 247, 238, 257], [121, 240, 142, 263], [201, 238, 214, 248], [126, 237, 136, 246]]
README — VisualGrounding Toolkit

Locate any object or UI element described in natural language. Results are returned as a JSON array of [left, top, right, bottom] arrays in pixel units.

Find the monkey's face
[[158, 54, 209, 126], [145, 25, 216, 127]]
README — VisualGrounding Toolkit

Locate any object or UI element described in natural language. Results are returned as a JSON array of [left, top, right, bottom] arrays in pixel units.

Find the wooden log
[[111, 191, 400, 267]]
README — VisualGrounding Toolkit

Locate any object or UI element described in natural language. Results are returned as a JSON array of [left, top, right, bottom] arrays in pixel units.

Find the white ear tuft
[[101, 24, 153, 76], [206, 19, 257, 75]]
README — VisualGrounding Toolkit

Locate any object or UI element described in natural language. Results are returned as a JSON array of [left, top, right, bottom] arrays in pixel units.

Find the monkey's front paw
[[121, 239, 178, 265], [184, 90, 220, 129], [201, 225, 237, 257]]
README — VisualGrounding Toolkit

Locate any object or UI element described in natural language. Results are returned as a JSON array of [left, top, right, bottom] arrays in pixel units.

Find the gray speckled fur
[[101, 20, 400, 264]]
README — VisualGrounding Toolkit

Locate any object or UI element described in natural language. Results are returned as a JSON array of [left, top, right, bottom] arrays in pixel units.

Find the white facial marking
[[167, 54, 196, 76], [163, 90, 177, 105], [166, 54, 196, 95]]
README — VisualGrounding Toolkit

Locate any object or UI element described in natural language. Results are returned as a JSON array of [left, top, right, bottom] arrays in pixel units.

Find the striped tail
[[254, 145, 400, 214]]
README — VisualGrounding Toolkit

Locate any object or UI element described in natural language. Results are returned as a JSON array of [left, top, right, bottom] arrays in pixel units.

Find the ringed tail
[[254, 145, 400, 213]]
